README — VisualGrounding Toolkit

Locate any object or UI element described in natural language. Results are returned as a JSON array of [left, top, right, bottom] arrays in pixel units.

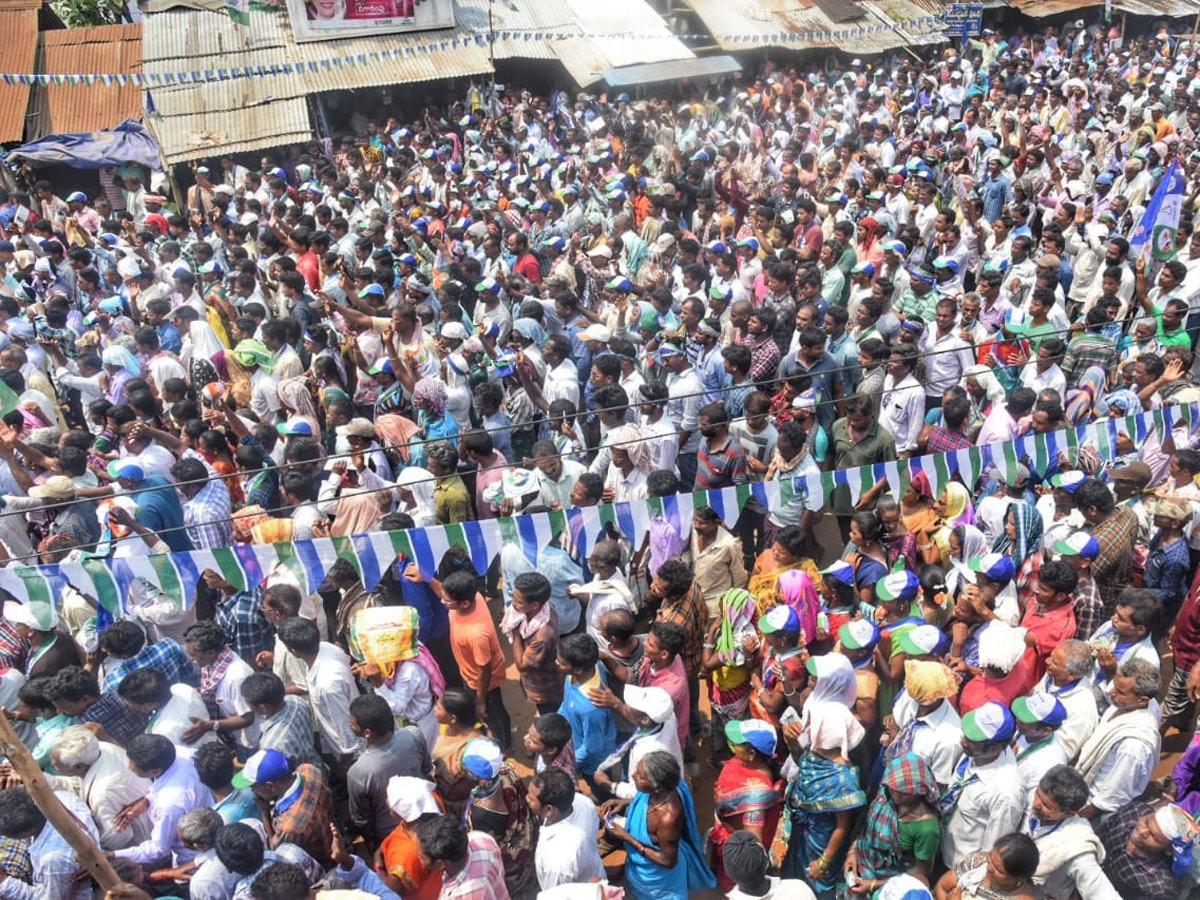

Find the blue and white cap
[[961, 701, 1016, 743], [968, 552, 1016, 582], [1055, 531, 1100, 559]]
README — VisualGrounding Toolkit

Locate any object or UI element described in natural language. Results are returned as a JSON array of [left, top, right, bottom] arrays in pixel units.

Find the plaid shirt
[[0, 621, 28, 671], [441, 831, 510, 900], [272, 763, 333, 867], [1073, 573, 1105, 642], [695, 435, 749, 490], [215, 589, 275, 665], [102, 638, 199, 694], [748, 336, 781, 384], [1062, 333, 1119, 387], [1099, 802, 1178, 900], [182, 480, 234, 550], [80, 692, 148, 747], [0, 837, 31, 883], [923, 426, 973, 454], [258, 695, 323, 771], [655, 583, 708, 680], [1091, 507, 1138, 616]]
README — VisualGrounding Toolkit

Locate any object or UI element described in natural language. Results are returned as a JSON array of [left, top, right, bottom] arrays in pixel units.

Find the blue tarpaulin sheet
[[9, 119, 159, 170]]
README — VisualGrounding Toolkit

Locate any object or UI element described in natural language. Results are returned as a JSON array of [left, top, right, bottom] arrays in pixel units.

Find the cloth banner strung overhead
[[0, 401, 1193, 621]]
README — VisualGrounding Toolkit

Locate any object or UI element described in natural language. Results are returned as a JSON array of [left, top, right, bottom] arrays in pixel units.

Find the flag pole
[[0, 711, 122, 891]]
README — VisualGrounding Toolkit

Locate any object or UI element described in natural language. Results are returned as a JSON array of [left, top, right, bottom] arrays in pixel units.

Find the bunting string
[[0, 17, 947, 87], [0, 400, 1192, 621]]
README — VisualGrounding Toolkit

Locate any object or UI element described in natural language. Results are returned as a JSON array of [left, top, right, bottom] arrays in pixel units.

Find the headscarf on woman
[[776, 569, 819, 645], [396, 466, 437, 528], [805, 652, 859, 708], [715, 588, 758, 667], [102, 345, 140, 376], [963, 364, 1005, 412], [413, 377, 448, 416], [802, 693, 866, 759], [939, 482, 976, 528], [992, 501, 1044, 568], [375, 414, 420, 463], [278, 377, 319, 420], [854, 752, 941, 880], [946, 524, 987, 598], [856, 216, 880, 256]]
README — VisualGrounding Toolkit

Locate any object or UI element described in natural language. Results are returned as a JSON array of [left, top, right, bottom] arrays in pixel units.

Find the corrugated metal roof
[[1012, 0, 1199, 14], [142, 5, 494, 161], [1114, 0, 1200, 16], [0, 0, 42, 143], [27, 24, 143, 140], [601, 53, 741, 86], [680, 0, 943, 53], [144, 0, 693, 160]]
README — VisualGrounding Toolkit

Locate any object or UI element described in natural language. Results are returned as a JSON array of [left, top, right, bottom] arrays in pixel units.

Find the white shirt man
[[0, 790, 101, 900], [534, 791, 606, 890], [942, 743, 1025, 867], [114, 745, 214, 865], [306, 641, 366, 759], [49, 728, 151, 852], [879, 365, 925, 454], [889, 692, 965, 786]]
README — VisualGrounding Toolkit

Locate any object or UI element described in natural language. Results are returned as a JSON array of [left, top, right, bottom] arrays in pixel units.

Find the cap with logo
[[876, 570, 920, 603], [232, 748, 292, 788], [895, 624, 945, 657], [1054, 532, 1100, 559], [759, 605, 800, 635], [839, 618, 880, 651], [961, 701, 1016, 743], [1011, 693, 1066, 727], [968, 553, 1016, 582], [725, 718, 777, 756]]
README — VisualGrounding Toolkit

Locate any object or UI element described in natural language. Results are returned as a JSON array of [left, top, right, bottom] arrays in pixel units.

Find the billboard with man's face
[[286, 0, 454, 42]]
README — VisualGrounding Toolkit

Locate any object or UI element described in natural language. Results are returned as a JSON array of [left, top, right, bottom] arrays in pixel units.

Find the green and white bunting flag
[[0, 403, 1195, 618]]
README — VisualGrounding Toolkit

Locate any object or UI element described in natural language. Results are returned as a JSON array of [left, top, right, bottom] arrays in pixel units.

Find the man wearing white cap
[[590, 684, 682, 800]]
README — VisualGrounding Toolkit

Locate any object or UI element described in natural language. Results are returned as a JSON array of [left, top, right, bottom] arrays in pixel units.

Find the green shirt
[[1158, 322, 1191, 349], [899, 816, 941, 862], [830, 418, 897, 515]]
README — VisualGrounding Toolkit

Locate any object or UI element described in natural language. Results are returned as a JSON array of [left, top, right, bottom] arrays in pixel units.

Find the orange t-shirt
[[449, 595, 506, 692]]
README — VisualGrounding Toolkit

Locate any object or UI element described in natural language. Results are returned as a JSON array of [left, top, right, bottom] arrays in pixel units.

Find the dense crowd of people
[[3, 11, 1200, 900]]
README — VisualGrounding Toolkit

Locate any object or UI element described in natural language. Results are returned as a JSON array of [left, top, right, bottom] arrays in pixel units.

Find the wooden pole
[[0, 711, 122, 891]]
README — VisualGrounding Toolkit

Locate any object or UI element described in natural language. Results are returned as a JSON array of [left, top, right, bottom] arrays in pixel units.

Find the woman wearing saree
[[846, 512, 889, 606], [376, 776, 444, 900], [461, 738, 538, 900], [709, 719, 783, 892], [747, 524, 822, 607], [946, 525, 988, 601], [602, 751, 716, 900], [877, 497, 921, 576], [844, 751, 942, 893], [930, 482, 977, 567], [431, 688, 490, 817], [101, 345, 140, 406], [781, 677, 867, 899], [178, 314, 228, 387], [992, 503, 1044, 611], [277, 376, 322, 438], [900, 472, 942, 566], [702, 587, 760, 763]]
